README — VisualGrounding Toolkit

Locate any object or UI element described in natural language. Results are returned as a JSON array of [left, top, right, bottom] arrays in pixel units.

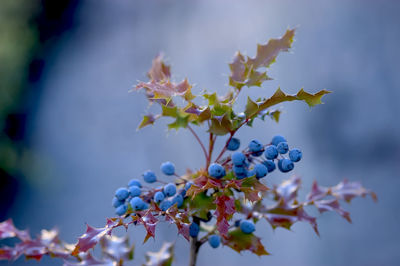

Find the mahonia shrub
[[0, 29, 376, 266]]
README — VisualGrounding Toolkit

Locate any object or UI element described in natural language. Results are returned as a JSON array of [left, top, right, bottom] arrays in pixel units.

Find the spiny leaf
[[0, 219, 30, 241], [224, 229, 269, 256], [244, 88, 331, 119], [214, 195, 235, 236], [138, 114, 158, 129], [144, 242, 174, 266], [209, 114, 233, 136], [313, 199, 351, 223], [273, 176, 302, 204], [147, 54, 171, 82], [240, 176, 269, 202], [64, 253, 115, 266]]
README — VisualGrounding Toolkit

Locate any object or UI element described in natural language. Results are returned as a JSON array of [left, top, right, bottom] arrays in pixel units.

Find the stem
[[189, 237, 201, 266], [187, 125, 208, 162], [206, 133, 215, 169]]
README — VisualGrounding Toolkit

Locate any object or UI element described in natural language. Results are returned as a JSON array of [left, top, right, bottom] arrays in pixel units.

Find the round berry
[[163, 183, 177, 197], [112, 197, 125, 208], [154, 191, 165, 203], [142, 170, 157, 183], [227, 138, 240, 151], [128, 179, 142, 188], [115, 204, 127, 216], [254, 163, 268, 179], [208, 163, 226, 179], [289, 148, 302, 162], [277, 142, 289, 154], [129, 186, 141, 197], [248, 139, 263, 153], [115, 187, 129, 201], [247, 169, 256, 178], [231, 152, 246, 166], [278, 158, 294, 173], [262, 160, 276, 173], [264, 145, 278, 159], [271, 135, 287, 146], [184, 181, 193, 191], [240, 220, 255, 234], [130, 197, 146, 211], [208, 235, 221, 248], [172, 194, 184, 208], [161, 161, 175, 175], [160, 200, 172, 211], [189, 222, 200, 237]]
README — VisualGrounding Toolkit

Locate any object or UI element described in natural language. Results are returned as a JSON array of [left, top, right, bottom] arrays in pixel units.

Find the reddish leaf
[[144, 242, 174, 266], [100, 235, 134, 261], [214, 195, 235, 236], [186, 177, 222, 199], [313, 199, 351, 223], [0, 219, 30, 241], [224, 229, 269, 256], [273, 176, 301, 203], [72, 219, 119, 256], [147, 54, 171, 82], [331, 179, 377, 203], [241, 176, 269, 202], [64, 253, 115, 266], [138, 211, 158, 243]]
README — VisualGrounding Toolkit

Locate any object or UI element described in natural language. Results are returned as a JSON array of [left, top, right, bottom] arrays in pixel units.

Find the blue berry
[[115, 188, 129, 201], [129, 186, 141, 197], [278, 158, 294, 173], [264, 145, 278, 159], [128, 179, 142, 188], [252, 150, 263, 157], [189, 222, 200, 237], [289, 148, 302, 162], [115, 204, 127, 216], [172, 194, 184, 208], [247, 169, 256, 177], [277, 142, 289, 154], [240, 220, 255, 234], [154, 191, 165, 203], [163, 183, 177, 197], [248, 139, 263, 153], [232, 152, 246, 166], [208, 235, 221, 248], [227, 138, 240, 151], [142, 170, 157, 183], [161, 161, 175, 175], [262, 160, 276, 173], [130, 197, 146, 211], [208, 163, 226, 179], [254, 163, 268, 179], [112, 197, 125, 208], [184, 181, 193, 191], [271, 135, 287, 146], [233, 165, 247, 175], [160, 200, 173, 211]]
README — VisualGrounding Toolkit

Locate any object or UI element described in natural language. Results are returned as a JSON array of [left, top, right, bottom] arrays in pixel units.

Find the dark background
[[1, 0, 399, 265]]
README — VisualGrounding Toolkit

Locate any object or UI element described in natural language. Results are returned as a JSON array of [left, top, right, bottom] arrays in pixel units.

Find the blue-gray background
[[2, 0, 400, 265]]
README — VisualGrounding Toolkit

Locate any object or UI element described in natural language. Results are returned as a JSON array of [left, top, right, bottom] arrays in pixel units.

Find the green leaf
[[167, 115, 189, 130], [224, 229, 269, 256], [137, 114, 157, 130], [187, 192, 216, 221], [209, 114, 233, 136], [161, 105, 178, 117], [244, 88, 331, 119]]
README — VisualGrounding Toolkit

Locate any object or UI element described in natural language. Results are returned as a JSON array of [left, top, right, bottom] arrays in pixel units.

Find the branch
[[187, 125, 208, 162]]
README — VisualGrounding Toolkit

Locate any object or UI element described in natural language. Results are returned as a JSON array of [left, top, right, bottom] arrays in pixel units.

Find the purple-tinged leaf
[[144, 242, 174, 266]]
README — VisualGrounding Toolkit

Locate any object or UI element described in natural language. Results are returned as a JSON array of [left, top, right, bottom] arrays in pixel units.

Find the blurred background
[[1, 0, 399, 265]]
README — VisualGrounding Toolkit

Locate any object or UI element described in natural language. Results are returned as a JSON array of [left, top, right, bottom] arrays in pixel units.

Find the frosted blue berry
[[161, 161, 175, 175], [142, 170, 157, 183], [289, 148, 302, 162], [115, 204, 127, 216], [189, 222, 200, 237], [128, 179, 142, 188], [240, 220, 255, 234], [264, 145, 278, 159], [233, 165, 247, 179], [160, 200, 173, 211], [163, 183, 177, 197], [278, 158, 294, 173], [130, 197, 146, 211], [227, 138, 240, 151], [184, 181, 193, 191], [115, 187, 129, 201], [154, 191, 165, 203], [254, 163, 268, 179], [248, 139, 263, 153], [208, 163, 226, 179], [129, 186, 141, 197], [271, 135, 287, 146], [208, 235, 221, 248], [232, 152, 246, 166], [112, 197, 125, 208], [277, 142, 289, 154], [262, 160, 276, 173], [172, 194, 184, 208]]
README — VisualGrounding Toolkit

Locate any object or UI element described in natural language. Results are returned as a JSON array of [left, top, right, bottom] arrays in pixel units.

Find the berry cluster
[[209, 135, 302, 180], [112, 161, 193, 216]]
